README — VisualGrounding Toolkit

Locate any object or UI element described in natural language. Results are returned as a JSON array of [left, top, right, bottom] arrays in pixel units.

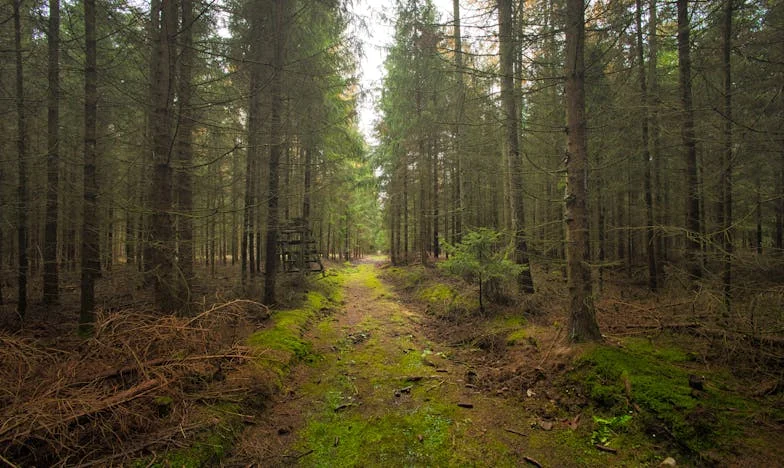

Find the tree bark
[[432, 135, 440, 259], [176, 0, 195, 306], [303, 145, 312, 221], [676, 0, 702, 281], [44, 0, 60, 306], [80, 0, 99, 331], [403, 150, 409, 264], [416, 88, 429, 265], [0, 163, 4, 306], [14, 0, 29, 319], [149, 0, 177, 311], [777, 151, 784, 251], [452, 0, 464, 242], [498, 0, 534, 293], [241, 87, 257, 281], [756, 171, 762, 254], [565, 0, 601, 342], [263, 0, 286, 305], [636, 0, 658, 292], [648, 0, 666, 269], [720, 0, 733, 311]]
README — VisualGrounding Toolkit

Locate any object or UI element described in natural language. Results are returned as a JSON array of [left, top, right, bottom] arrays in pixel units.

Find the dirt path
[[229, 264, 588, 466]]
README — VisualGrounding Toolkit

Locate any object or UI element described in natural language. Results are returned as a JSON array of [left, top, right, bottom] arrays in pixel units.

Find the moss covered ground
[[144, 273, 345, 467], [165, 263, 784, 466], [378, 265, 784, 466], [245, 264, 673, 466]]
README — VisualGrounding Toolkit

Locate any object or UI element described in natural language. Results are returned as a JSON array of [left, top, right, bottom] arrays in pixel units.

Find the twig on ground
[[523, 455, 543, 467]]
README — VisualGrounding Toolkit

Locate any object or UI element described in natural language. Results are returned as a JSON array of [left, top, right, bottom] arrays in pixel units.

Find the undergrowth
[[568, 337, 761, 461], [385, 266, 478, 318], [147, 272, 345, 466], [383, 263, 784, 464]]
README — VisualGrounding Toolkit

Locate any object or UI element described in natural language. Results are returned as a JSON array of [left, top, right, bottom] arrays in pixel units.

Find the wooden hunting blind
[[278, 219, 324, 273]]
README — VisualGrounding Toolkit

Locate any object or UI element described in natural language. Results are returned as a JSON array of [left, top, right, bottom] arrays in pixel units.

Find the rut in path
[[230, 264, 564, 466]]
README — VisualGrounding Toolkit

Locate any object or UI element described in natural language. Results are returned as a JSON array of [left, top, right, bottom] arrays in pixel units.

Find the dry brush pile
[[0, 300, 272, 466]]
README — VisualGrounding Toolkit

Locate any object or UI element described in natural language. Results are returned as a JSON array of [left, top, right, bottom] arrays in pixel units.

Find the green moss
[[417, 283, 454, 304], [154, 396, 174, 406], [353, 264, 387, 294], [135, 403, 243, 468], [155, 427, 236, 467], [386, 266, 427, 291], [396, 349, 426, 374], [248, 307, 312, 361], [623, 338, 692, 363], [148, 271, 346, 466], [571, 339, 760, 457], [506, 329, 528, 345], [248, 276, 345, 364], [297, 402, 456, 467]]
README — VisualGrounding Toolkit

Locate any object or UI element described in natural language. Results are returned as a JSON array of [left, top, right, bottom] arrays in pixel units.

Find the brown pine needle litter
[[0, 299, 272, 466]]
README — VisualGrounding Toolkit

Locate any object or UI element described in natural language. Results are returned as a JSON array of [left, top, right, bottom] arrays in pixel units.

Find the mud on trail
[[227, 264, 624, 467]]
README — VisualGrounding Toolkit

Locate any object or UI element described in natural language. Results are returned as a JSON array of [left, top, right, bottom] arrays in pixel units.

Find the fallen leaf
[[568, 413, 581, 430]]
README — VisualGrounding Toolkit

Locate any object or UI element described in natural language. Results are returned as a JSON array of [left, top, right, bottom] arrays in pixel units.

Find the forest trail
[[230, 264, 568, 466]]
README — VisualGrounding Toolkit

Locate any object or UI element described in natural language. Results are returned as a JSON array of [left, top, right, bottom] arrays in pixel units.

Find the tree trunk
[[403, 151, 409, 264], [432, 137, 440, 259], [263, 0, 286, 305], [149, 0, 177, 311], [231, 150, 239, 265], [0, 163, 4, 306], [44, 0, 60, 306], [636, 0, 658, 292], [756, 171, 763, 254], [303, 145, 312, 221], [777, 151, 784, 251], [242, 82, 256, 280], [176, 0, 195, 305], [720, 0, 733, 312], [677, 0, 702, 281], [648, 0, 666, 271], [565, 0, 601, 342], [452, 0, 464, 242], [416, 88, 429, 265], [80, 0, 99, 331], [498, 0, 534, 293], [14, 0, 29, 320]]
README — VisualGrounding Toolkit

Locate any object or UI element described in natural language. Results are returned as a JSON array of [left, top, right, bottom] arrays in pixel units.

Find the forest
[[1, 0, 783, 465]]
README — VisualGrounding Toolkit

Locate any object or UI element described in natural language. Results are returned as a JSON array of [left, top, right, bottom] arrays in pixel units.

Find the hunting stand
[[278, 219, 324, 273]]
